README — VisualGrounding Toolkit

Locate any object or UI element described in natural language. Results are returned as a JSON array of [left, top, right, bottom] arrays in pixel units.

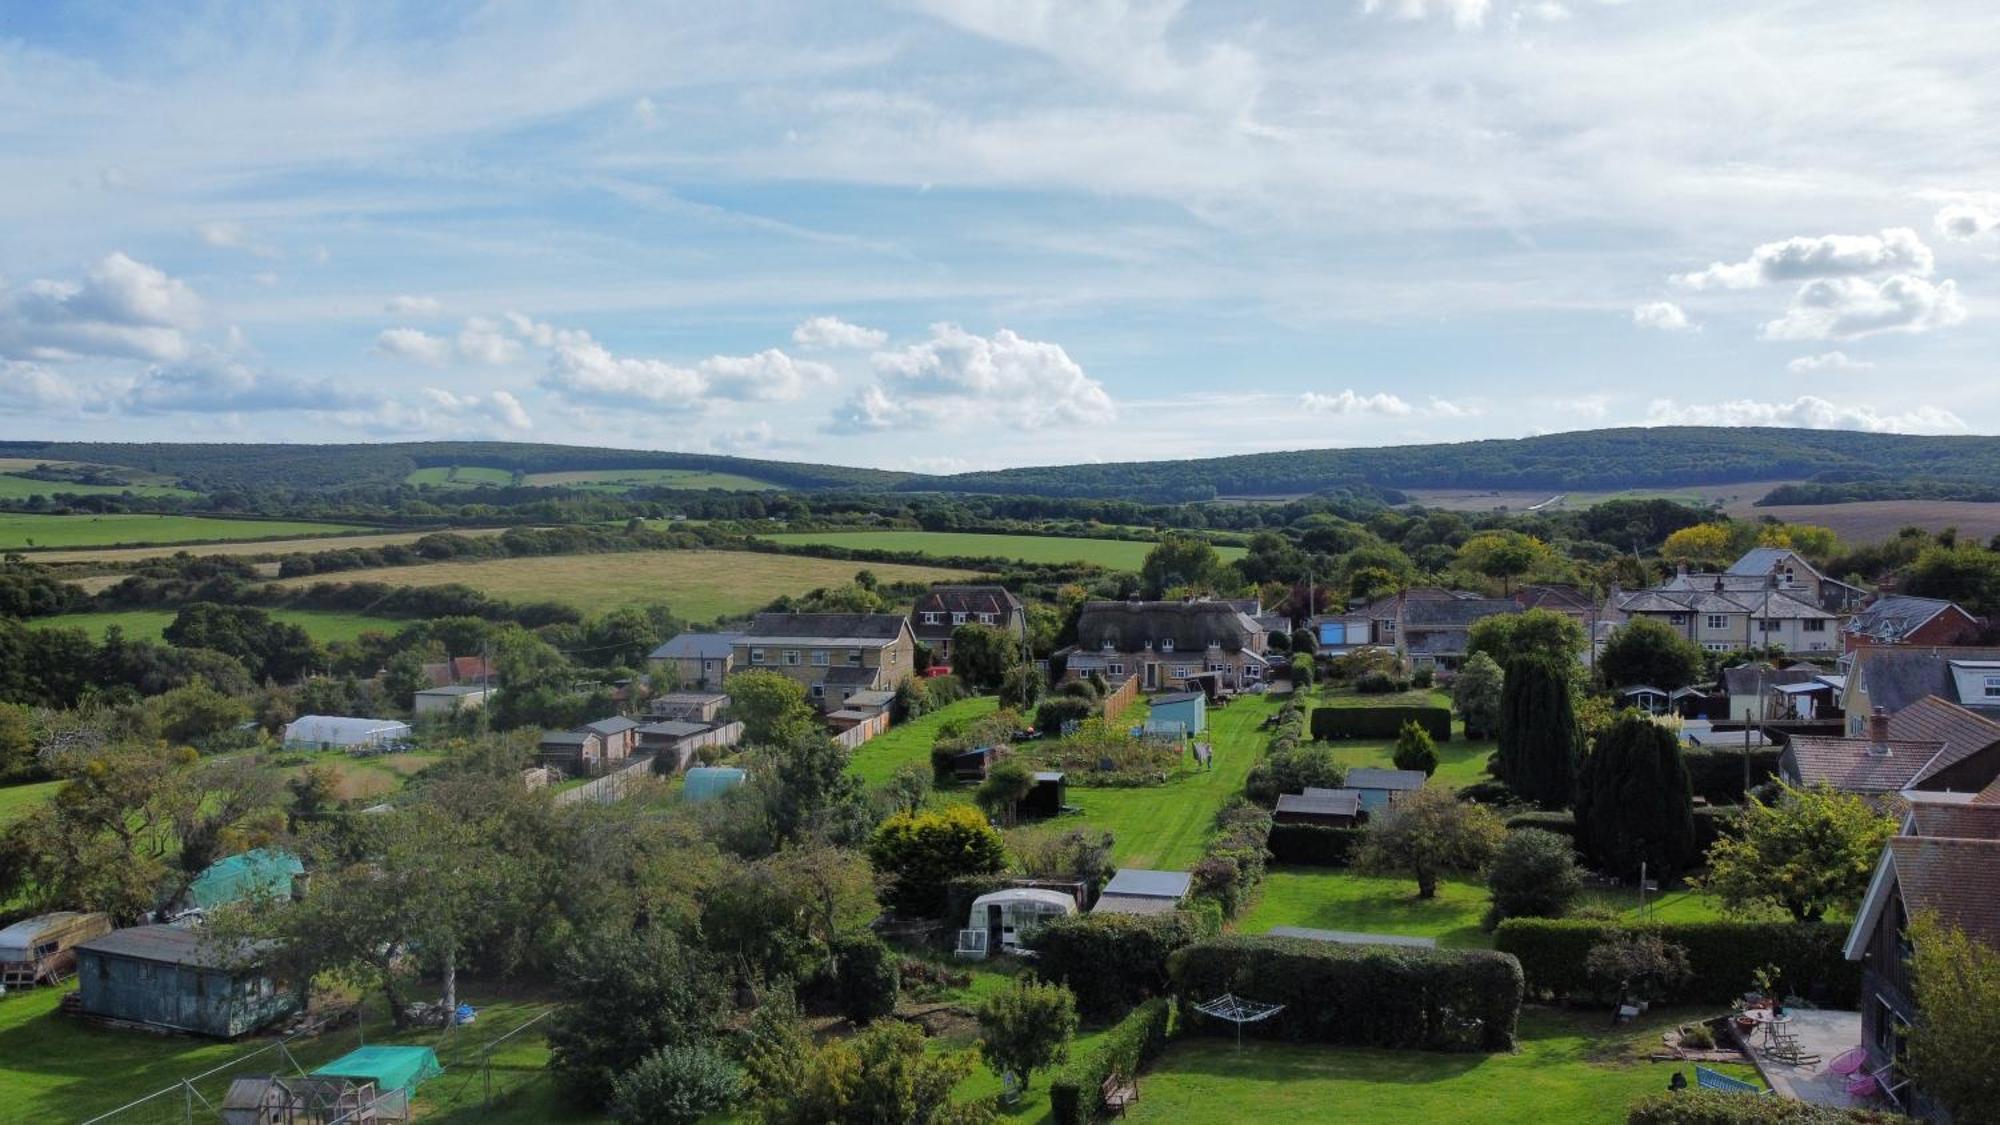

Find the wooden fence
[[555, 754, 658, 806], [1100, 674, 1140, 722], [833, 711, 892, 750]]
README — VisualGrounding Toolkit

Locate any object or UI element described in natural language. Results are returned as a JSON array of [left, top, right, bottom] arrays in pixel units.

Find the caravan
[[955, 888, 1077, 960]]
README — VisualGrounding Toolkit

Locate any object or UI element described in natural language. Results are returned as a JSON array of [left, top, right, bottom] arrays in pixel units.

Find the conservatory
[[955, 888, 1077, 960]]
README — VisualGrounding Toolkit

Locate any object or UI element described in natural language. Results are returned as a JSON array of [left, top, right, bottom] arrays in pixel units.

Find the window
[[1984, 676, 2000, 699], [1177, 666, 1195, 677], [952, 612, 967, 625], [1803, 619, 1826, 632], [1106, 663, 1125, 675], [848, 648, 864, 665], [978, 612, 996, 625], [888, 648, 898, 665], [1161, 638, 1176, 652], [1380, 621, 1396, 637], [33, 940, 57, 959], [811, 683, 825, 698], [1101, 640, 1115, 651], [703, 659, 716, 672], [750, 648, 766, 665], [783, 649, 801, 666], [1759, 619, 1781, 633], [1669, 614, 1687, 626], [811, 650, 830, 666], [920, 612, 941, 625], [1706, 615, 1728, 630]]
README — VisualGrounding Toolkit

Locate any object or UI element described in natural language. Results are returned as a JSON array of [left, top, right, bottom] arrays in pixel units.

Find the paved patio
[[1731, 1009, 1871, 1108]]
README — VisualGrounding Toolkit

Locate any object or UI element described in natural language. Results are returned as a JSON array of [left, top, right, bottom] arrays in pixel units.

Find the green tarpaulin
[[188, 849, 304, 910], [313, 1045, 444, 1095]]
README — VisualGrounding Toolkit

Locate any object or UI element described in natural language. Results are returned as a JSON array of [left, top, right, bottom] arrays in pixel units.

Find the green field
[[760, 530, 1248, 570], [406, 465, 518, 488], [32, 608, 411, 644], [0, 779, 64, 826], [0, 514, 371, 551], [848, 695, 1001, 786], [270, 549, 979, 620], [0, 473, 196, 500], [1126, 1008, 1762, 1124], [523, 468, 778, 492]]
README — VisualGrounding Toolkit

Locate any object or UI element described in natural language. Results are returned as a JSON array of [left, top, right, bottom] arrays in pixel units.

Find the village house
[[1614, 576, 1841, 655], [1063, 598, 1270, 692], [732, 613, 916, 711], [647, 632, 741, 691], [1781, 698, 2000, 801], [1398, 593, 1518, 671], [909, 585, 1027, 665], [1710, 547, 1867, 612], [420, 655, 494, 688], [1843, 787, 2000, 1117], [1840, 645, 2000, 734], [1842, 594, 1984, 652]]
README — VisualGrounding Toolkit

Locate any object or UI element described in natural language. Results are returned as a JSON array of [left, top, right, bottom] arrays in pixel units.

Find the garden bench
[[1101, 1072, 1139, 1116]]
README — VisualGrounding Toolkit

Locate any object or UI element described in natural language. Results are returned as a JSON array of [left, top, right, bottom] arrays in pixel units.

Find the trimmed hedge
[[1047, 998, 1174, 1125], [1266, 823, 1365, 866], [1493, 919, 1859, 1004], [1503, 810, 1578, 842], [1168, 935, 1522, 1052], [1029, 911, 1204, 1021], [1682, 745, 1784, 804], [1626, 1091, 1903, 1123], [1311, 706, 1452, 742]]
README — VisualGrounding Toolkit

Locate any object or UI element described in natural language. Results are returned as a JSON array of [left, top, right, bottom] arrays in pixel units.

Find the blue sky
[[2, 0, 1997, 471]]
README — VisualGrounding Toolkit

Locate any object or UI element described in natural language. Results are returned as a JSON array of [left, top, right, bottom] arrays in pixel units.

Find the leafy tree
[[547, 929, 723, 1108], [1903, 543, 2000, 618], [1757, 523, 1840, 562], [951, 623, 1020, 691], [1354, 786, 1504, 899], [1575, 715, 1698, 880], [284, 763, 340, 832], [382, 649, 432, 710], [0, 702, 39, 784], [1585, 931, 1692, 1004], [1905, 914, 2000, 1125], [1661, 524, 1732, 569], [975, 759, 1036, 827], [745, 997, 990, 1125], [1290, 626, 1317, 656], [162, 602, 320, 682], [1495, 655, 1581, 808], [1140, 535, 1222, 597], [728, 728, 873, 854], [1699, 782, 1896, 922], [609, 1044, 743, 1125], [1451, 652, 1504, 739], [1006, 825, 1115, 887], [1598, 617, 1705, 692], [1456, 530, 1550, 594], [868, 804, 1007, 918], [997, 662, 1042, 710], [1391, 721, 1439, 776], [975, 978, 1079, 1096], [1485, 827, 1583, 927], [1467, 609, 1585, 667], [1244, 745, 1344, 805], [880, 762, 933, 817], [154, 679, 251, 746], [725, 671, 819, 747]]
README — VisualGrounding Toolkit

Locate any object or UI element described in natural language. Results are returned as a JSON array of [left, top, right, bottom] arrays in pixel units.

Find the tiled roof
[[1844, 596, 1966, 643], [1076, 601, 1263, 654], [1907, 802, 2000, 841], [1402, 597, 1516, 629], [1784, 736, 1945, 793], [1852, 646, 2000, 717], [649, 632, 740, 660], [1514, 585, 1597, 613], [742, 614, 909, 644], [911, 586, 1024, 624], [1728, 547, 1814, 578], [1891, 836, 2000, 946], [822, 666, 880, 686], [584, 717, 639, 735], [1885, 696, 2000, 784], [638, 720, 707, 738], [1721, 664, 1826, 696]]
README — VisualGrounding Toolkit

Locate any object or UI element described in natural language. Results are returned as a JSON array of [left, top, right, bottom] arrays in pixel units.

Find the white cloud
[[0, 360, 89, 414], [1673, 228, 1934, 291], [1631, 301, 1693, 332], [532, 324, 832, 412], [1760, 275, 1966, 342], [1555, 394, 1610, 419], [374, 327, 454, 367], [1427, 396, 1479, 417], [699, 349, 837, 402], [833, 323, 1115, 432], [1362, 0, 1492, 29], [1935, 202, 2000, 243], [1299, 390, 1413, 415], [123, 353, 363, 414], [792, 315, 888, 350], [420, 387, 533, 431], [456, 317, 523, 365], [194, 220, 278, 258], [1, 253, 202, 363], [386, 295, 443, 316], [1787, 351, 1873, 374], [633, 96, 658, 127], [1645, 395, 1966, 435]]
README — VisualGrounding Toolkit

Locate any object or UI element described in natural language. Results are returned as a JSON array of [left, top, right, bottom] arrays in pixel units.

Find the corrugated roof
[[79, 924, 271, 969], [1345, 767, 1428, 791], [1101, 868, 1193, 900], [1091, 893, 1180, 916], [1278, 791, 1360, 816], [281, 715, 411, 746]]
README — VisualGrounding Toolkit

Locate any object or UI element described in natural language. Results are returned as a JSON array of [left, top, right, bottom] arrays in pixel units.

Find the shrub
[[1625, 1091, 1903, 1123], [1576, 715, 1699, 881], [547, 930, 722, 1108], [1354, 669, 1411, 694], [1503, 810, 1578, 842], [1485, 828, 1583, 928], [1289, 653, 1315, 686], [1034, 696, 1096, 736], [1189, 801, 1272, 918], [1311, 706, 1451, 742], [1047, 999, 1173, 1125], [1493, 919, 1860, 1004], [1168, 935, 1522, 1052], [1028, 911, 1203, 1021], [1680, 1022, 1715, 1050], [868, 805, 1007, 919], [1681, 745, 1784, 804], [1244, 744, 1345, 805], [1266, 824, 1365, 866], [825, 933, 899, 1023], [609, 1044, 742, 1125], [1392, 720, 1440, 776], [1411, 665, 1436, 689], [1586, 931, 1693, 1003], [1452, 652, 1505, 739]]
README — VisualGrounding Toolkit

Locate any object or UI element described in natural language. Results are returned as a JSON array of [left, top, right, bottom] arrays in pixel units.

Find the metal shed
[[0, 910, 112, 988], [1092, 868, 1193, 915]]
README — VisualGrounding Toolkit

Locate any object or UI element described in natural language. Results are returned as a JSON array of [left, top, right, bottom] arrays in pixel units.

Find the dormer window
[[1161, 639, 1175, 652], [952, 612, 967, 625], [1984, 676, 2000, 699], [920, 612, 942, 625], [1143, 639, 1154, 650], [978, 612, 996, 625], [1101, 639, 1115, 651]]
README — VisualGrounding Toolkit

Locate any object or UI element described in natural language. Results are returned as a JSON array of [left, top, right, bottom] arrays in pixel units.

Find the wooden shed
[[75, 925, 299, 1038], [1019, 771, 1068, 820], [0, 910, 113, 988]]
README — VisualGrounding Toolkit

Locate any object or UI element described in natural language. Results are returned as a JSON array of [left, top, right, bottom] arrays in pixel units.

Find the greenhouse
[[282, 715, 413, 752]]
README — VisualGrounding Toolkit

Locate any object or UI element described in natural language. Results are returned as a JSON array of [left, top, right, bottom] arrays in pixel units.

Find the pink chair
[[1829, 1047, 1868, 1077], [1845, 1073, 1878, 1098]]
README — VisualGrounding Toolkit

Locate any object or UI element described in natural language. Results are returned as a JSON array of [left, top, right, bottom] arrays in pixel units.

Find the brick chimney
[[1866, 706, 1891, 754]]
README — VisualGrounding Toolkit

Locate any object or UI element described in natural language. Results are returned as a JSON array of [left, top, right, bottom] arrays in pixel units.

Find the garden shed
[[75, 924, 299, 1037], [220, 1074, 387, 1125], [683, 766, 747, 803], [0, 910, 112, 988], [282, 716, 412, 753], [1150, 691, 1208, 734], [1274, 789, 1363, 827], [187, 849, 305, 913], [1092, 868, 1193, 915], [1343, 767, 1428, 812], [1019, 771, 1067, 820]]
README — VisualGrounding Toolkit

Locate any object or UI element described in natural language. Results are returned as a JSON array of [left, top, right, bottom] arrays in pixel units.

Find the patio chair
[[1828, 1048, 1868, 1078]]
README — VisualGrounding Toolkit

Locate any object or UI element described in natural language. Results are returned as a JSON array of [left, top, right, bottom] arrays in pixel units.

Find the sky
[[2, 0, 1998, 473]]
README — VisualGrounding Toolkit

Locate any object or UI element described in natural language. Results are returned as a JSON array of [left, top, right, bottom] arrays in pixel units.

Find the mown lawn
[[0, 982, 574, 1123], [31, 608, 411, 644], [1314, 734, 1495, 788], [1125, 1008, 1763, 1124], [1241, 869, 1730, 950], [0, 514, 370, 551], [759, 530, 1247, 571], [269, 549, 979, 621], [848, 695, 1001, 786]]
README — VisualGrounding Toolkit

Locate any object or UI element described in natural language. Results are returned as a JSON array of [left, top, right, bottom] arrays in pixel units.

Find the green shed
[[75, 924, 299, 1038], [188, 849, 305, 912]]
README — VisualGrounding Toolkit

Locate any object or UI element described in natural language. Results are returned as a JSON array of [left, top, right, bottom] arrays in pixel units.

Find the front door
[[987, 905, 1004, 951], [1144, 662, 1158, 689]]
